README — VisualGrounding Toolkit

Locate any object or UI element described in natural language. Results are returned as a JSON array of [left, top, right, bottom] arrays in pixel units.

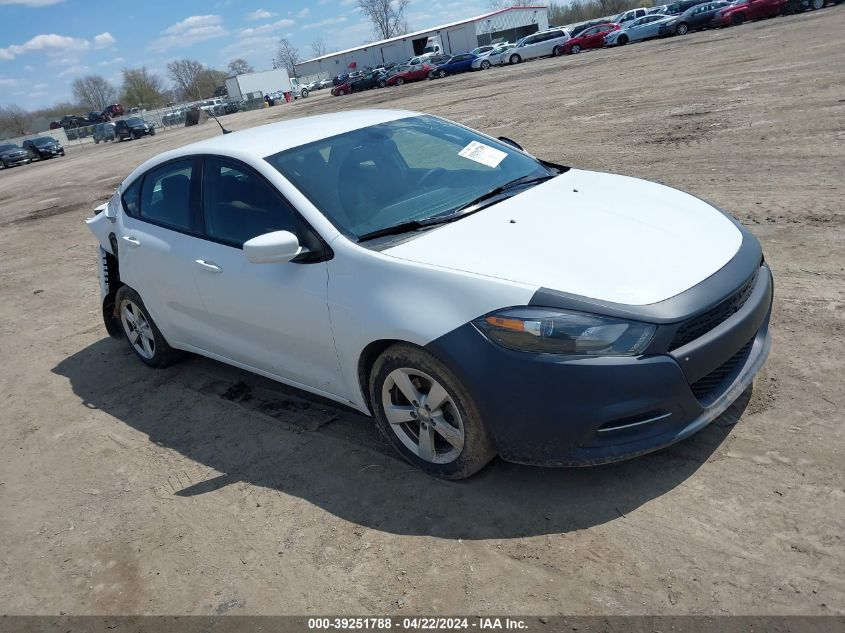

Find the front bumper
[[426, 264, 773, 467], [4, 155, 30, 165]]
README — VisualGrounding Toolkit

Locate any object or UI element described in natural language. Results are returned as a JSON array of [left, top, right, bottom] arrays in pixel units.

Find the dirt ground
[[1, 9, 843, 617]]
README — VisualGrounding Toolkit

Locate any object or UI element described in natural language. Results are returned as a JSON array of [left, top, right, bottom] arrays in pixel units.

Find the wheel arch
[[357, 338, 407, 414]]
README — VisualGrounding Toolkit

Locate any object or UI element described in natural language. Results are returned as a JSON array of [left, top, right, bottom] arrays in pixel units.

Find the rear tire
[[553, 45, 564, 56], [369, 343, 496, 479], [811, 0, 824, 7], [115, 287, 183, 369]]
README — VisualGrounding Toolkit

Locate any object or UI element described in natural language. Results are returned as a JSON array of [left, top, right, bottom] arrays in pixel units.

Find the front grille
[[670, 268, 760, 350], [690, 338, 754, 404]]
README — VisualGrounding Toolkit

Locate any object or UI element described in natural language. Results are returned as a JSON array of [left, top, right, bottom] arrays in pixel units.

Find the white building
[[294, 5, 550, 78]]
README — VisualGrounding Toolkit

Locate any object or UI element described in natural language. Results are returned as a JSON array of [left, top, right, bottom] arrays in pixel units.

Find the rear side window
[[202, 157, 297, 247], [122, 178, 141, 216], [139, 159, 194, 232]]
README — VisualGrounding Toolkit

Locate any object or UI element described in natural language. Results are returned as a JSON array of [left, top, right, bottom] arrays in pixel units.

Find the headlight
[[473, 307, 655, 356]]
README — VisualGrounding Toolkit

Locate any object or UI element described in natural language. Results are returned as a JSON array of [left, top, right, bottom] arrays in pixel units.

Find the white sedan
[[86, 110, 772, 478]]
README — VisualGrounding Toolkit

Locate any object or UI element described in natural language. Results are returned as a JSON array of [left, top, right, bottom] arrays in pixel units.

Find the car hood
[[381, 169, 743, 306]]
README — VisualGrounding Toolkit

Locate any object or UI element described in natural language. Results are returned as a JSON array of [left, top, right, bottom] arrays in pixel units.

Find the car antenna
[[206, 106, 232, 134]]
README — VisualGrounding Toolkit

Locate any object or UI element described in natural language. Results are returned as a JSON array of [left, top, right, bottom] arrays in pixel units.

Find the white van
[[505, 28, 572, 64]]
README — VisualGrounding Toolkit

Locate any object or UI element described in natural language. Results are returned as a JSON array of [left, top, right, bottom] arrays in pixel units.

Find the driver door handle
[[195, 259, 223, 273], [122, 235, 140, 246]]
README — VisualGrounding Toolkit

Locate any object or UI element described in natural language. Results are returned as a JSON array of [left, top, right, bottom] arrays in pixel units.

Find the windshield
[[0, 144, 20, 152], [126, 117, 144, 126], [266, 115, 550, 241], [32, 137, 55, 146]]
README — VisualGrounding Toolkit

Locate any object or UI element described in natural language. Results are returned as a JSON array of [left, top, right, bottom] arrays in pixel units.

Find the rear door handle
[[122, 236, 140, 246], [195, 259, 223, 273]]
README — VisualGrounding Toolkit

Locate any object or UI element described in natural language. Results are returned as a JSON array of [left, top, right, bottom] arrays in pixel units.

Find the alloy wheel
[[571, 44, 581, 54], [119, 299, 156, 359], [380, 367, 465, 464]]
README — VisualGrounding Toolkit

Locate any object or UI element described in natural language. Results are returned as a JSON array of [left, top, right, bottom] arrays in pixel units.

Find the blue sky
[[0, 0, 490, 109]]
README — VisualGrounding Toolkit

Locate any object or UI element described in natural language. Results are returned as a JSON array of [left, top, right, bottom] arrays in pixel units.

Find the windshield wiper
[[357, 220, 433, 242], [432, 173, 556, 220], [357, 173, 556, 243]]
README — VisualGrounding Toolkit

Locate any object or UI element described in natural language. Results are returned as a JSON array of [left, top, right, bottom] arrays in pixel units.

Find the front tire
[[811, 0, 824, 7], [570, 44, 581, 54], [731, 12, 745, 25], [395, 77, 405, 86], [509, 53, 521, 64], [301, 88, 309, 97], [676, 22, 689, 35], [617, 35, 629, 45], [480, 59, 491, 69], [370, 343, 496, 479], [115, 287, 182, 368]]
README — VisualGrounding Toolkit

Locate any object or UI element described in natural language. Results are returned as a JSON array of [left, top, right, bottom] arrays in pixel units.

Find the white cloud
[[150, 15, 229, 52], [304, 16, 348, 29], [0, 77, 19, 87], [0, 0, 64, 6], [246, 8, 275, 20], [93, 32, 116, 47], [99, 56, 125, 66], [0, 33, 89, 60], [296, 7, 310, 17], [57, 64, 89, 78], [236, 18, 296, 38]]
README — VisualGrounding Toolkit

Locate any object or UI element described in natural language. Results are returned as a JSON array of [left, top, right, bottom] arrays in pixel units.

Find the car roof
[[126, 109, 419, 182]]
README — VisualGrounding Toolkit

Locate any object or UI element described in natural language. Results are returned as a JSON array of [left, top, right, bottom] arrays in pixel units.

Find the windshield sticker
[[458, 141, 507, 168]]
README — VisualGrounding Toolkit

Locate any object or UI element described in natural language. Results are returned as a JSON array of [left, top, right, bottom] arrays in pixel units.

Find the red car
[[386, 63, 435, 86], [714, 0, 785, 26], [104, 103, 124, 117], [562, 23, 620, 54], [331, 81, 352, 96]]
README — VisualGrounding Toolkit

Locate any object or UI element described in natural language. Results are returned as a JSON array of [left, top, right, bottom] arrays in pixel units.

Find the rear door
[[189, 155, 344, 396], [116, 157, 208, 349]]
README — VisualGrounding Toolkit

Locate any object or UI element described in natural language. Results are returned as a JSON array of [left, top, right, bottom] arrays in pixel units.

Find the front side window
[[266, 115, 552, 241], [202, 157, 297, 247], [139, 159, 194, 231]]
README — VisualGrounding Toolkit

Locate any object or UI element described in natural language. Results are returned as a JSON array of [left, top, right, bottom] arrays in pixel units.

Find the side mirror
[[497, 136, 524, 151], [244, 230, 302, 264]]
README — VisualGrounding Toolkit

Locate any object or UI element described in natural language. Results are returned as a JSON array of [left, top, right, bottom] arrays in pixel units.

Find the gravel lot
[[1, 9, 843, 616]]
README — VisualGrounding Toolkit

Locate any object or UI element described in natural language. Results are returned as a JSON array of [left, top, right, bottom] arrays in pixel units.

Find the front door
[[189, 156, 344, 397]]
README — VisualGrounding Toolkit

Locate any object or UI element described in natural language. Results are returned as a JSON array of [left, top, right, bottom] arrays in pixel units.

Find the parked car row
[[0, 136, 65, 169], [330, 0, 839, 100]]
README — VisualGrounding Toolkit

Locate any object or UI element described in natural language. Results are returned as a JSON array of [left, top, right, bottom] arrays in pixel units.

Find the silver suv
[[506, 28, 572, 64]]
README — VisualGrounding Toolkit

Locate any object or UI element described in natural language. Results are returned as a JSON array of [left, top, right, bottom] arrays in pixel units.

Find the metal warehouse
[[294, 6, 550, 78]]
